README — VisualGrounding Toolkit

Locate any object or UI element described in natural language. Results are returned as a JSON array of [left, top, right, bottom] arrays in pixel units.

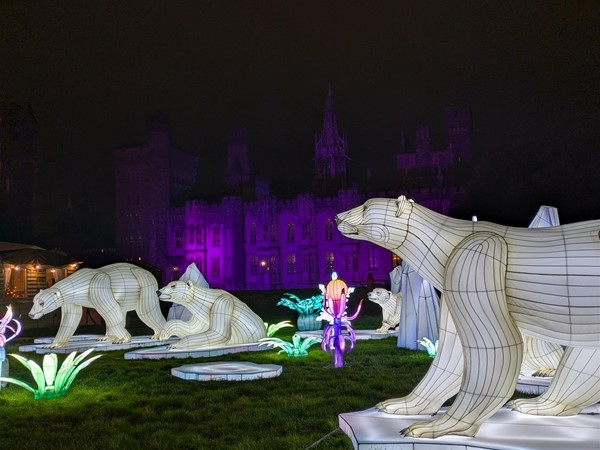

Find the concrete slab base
[[124, 341, 269, 360], [295, 329, 398, 340], [515, 375, 552, 395], [19, 335, 178, 354], [339, 405, 600, 450], [171, 361, 282, 381]]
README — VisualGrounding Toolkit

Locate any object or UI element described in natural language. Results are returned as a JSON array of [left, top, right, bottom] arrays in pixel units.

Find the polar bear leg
[[169, 295, 234, 350], [508, 347, 600, 415], [404, 233, 522, 438], [159, 315, 205, 340], [48, 304, 82, 348], [521, 335, 562, 377], [131, 267, 165, 339], [377, 298, 463, 415], [89, 273, 131, 344]]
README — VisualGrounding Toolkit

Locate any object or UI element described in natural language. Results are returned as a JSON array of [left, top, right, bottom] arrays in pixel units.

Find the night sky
[[1, 1, 598, 242]]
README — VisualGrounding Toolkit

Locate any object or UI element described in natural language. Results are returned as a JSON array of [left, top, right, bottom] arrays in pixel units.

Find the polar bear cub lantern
[[367, 288, 401, 334], [28, 263, 166, 348], [336, 195, 600, 439]]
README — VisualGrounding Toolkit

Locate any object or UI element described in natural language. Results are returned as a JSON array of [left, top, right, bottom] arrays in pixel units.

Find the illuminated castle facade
[[114, 88, 472, 289]]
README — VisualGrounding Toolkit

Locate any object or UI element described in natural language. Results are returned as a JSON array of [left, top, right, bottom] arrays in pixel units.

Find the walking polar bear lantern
[[28, 263, 166, 348], [335, 195, 600, 439]]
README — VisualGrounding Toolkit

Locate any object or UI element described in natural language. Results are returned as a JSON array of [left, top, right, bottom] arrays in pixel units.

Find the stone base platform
[[19, 334, 178, 353], [171, 361, 282, 381], [295, 329, 398, 340], [516, 375, 551, 395], [339, 405, 600, 450], [124, 341, 268, 360]]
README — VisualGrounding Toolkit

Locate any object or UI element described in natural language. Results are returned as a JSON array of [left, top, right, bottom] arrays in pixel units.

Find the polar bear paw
[[506, 398, 581, 416], [44, 342, 68, 349], [401, 416, 479, 438], [377, 395, 440, 415]]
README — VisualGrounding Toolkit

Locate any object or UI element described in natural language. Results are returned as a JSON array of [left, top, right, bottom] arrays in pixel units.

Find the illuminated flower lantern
[[319, 272, 363, 368], [0, 305, 22, 387]]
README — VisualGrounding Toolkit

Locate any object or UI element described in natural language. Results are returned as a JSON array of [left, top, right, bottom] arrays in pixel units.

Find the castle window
[[287, 254, 296, 274], [196, 225, 203, 245], [249, 223, 257, 245], [287, 222, 295, 242], [250, 256, 258, 275], [175, 227, 183, 248], [325, 219, 333, 241], [302, 220, 314, 240], [270, 222, 277, 242], [324, 252, 334, 273], [345, 252, 359, 272], [188, 225, 195, 245], [368, 247, 378, 270], [211, 257, 220, 278], [263, 223, 269, 241], [212, 224, 221, 246]]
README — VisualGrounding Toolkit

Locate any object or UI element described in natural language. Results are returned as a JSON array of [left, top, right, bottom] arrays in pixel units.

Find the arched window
[[287, 222, 295, 242], [270, 221, 277, 242], [325, 252, 334, 272], [325, 219, 333, 241], [249, 223, 257, 245], [250, 256, 258, 275], [212, 224, 221, 247], [188, 224, 195, 245], [196, 225, 203, 245], [175, 227, 183, 248], [287, 254, 296, 274]]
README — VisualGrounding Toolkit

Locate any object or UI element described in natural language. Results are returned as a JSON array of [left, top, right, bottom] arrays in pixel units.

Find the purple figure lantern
[[320, 273, 362, 368]]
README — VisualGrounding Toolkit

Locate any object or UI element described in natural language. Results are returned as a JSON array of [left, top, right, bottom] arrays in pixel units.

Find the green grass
[[0, 288, 533, 449]]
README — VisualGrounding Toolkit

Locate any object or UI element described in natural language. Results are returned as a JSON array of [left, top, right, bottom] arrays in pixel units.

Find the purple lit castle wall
[[114, 88, 471, 290]]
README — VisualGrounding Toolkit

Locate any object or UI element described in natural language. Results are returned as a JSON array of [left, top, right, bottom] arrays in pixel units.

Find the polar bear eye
[[39, 300, 45, 307]]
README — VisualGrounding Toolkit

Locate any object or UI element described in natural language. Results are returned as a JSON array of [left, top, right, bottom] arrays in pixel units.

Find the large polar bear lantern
[[336, 195, 600, 438], [29, 263, 166, 348], [157, 280, 266, 349]]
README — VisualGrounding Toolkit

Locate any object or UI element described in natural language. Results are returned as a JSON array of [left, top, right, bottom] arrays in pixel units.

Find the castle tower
[[224, 128, 251, 191], [314, 84, 348, 194], [445, 107, 472, 163]]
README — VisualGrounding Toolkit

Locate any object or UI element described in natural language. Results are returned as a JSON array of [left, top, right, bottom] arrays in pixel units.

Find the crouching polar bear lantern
[[157, 281, 266, 349], [336, 195, 600, 438], [29, 263, 166, 348]]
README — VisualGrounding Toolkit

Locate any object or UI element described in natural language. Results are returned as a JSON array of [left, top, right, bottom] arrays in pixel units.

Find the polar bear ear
[[395, 195, 407, 217]]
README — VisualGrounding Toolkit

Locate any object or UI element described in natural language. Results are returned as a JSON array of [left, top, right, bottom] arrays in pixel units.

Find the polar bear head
[[158, 280, 196, 306], [29, 288, 64, 319], [367, 288, 394, 305], [335, 196, 412, 251]]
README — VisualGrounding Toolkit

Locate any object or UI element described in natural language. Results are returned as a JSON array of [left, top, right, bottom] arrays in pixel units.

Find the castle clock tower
[[314, 84, 348, 195]]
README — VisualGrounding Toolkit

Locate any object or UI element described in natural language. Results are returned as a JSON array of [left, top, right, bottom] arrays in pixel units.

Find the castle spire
[[314, 84, 348, 194]]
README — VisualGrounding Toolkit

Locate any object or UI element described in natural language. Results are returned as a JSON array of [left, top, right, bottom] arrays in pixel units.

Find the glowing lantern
[[320, 273, 363, 368]]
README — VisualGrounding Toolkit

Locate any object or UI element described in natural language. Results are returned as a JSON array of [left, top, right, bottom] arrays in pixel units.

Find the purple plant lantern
[[0, 305, 21, 347], [320, 273, 363, 368]]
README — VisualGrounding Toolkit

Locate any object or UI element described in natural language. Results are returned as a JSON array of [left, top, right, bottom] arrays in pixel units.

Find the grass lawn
[[0, 288, 463, 449]]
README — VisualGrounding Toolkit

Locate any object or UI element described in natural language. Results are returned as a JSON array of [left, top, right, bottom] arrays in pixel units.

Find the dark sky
[[1, 1, 599, 233]]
